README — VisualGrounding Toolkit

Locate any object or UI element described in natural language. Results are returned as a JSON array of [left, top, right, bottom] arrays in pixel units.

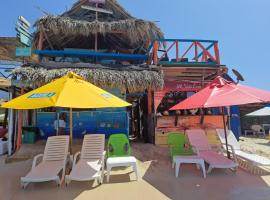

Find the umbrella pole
[[222, 107, 230, 158], [70, 108, 73, 153]]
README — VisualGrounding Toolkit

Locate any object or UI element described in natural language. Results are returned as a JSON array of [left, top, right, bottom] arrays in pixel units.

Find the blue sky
[[0, 0, 270, 90]]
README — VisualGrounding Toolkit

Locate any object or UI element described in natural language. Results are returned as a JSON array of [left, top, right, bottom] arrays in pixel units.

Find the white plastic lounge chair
[[186, 129, 238, 173], [21, 136, 69, 189], [65, 134, 105, 185], [216, 129, 270, 169]]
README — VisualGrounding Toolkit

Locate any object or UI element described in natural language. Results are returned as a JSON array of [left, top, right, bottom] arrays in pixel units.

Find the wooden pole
[[70, 108, 73, 153], [16, 88, 24, 151], [95, 3, 98, 52], [148, 86, 152, 114], [222, 107, 230, 158], [8, 88, 14, 155], [214, 42, 221, 64], [194, 42, 198, 62], [37, 30, 44, 62], [176, 41, 179, 62]]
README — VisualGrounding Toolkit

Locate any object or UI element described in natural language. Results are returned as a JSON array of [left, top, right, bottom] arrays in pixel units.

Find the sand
[[1, 141, 270, 200], [239, 136, 270, 159]]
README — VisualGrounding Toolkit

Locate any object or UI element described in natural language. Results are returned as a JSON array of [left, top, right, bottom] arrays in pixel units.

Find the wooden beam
[[16, 88, 24, 152], [214, 43, 221, 64], [37, 30, 44, 50], [194, 41, 198, 62], [197, 42, 217, 62], [180, 42, 194, 60], [81, 5, 113, 14], [176, 41, 179, 62], [41, 26, 54, 50], [148, 86, 152, 114], [159, 41, 175, 61]]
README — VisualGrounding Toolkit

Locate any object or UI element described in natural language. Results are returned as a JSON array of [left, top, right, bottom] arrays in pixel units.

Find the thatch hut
[[34, 0, 163, 54], [7, 0, 164, 152]]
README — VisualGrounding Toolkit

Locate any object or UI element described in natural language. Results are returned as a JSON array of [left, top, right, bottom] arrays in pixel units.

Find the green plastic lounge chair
[[167, 132, 193, 162], [107, 134, 131, 158]]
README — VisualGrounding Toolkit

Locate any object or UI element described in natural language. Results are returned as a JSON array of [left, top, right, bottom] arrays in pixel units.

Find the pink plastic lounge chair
[[20, 136, 69, 189], [186, 129, 238, 173]]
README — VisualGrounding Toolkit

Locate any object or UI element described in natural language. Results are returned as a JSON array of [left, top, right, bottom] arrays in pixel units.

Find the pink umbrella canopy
[[170, 76, 270, 110], [170, 76, 270, 158]]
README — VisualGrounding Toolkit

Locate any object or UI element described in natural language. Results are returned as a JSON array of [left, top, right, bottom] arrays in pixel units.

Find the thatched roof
[[34, 0, 163, 54], [12, 62, 164, 93], [0, 37, 22, 61]]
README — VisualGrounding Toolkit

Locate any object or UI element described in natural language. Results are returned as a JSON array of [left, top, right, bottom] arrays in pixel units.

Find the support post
[[37, 30, 44, 62], [69, 108, 73, 153], [147, 86, 154, 143], [153, 41, 159, 65], [176, 41, 179, 62], [16, 88, 24, 151], [8, 88, 14, 156], [214, 42, 221, 64], [222, 107, 230, 158], [194, 42, 198, 62], [95, 3, 98, 52]]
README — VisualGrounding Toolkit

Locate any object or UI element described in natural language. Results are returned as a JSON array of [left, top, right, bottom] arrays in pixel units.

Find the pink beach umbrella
[[170, 76, 270, 157]]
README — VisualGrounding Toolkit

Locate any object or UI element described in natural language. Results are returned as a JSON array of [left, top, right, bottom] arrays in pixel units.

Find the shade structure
[[2, 72, 131, 109], [246, 106, 270, 116], [2, 72, 131, 151], [170, 76, 270, 157], [171, 76, 270, 110]]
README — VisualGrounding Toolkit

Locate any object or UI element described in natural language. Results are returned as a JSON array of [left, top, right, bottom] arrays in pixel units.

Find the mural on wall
[[37, 111, 129, 139], [36, 88, 129, 139]]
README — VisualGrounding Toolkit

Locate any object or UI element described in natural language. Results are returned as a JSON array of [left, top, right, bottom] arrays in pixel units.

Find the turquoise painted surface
[[37, 111, 129, 139]]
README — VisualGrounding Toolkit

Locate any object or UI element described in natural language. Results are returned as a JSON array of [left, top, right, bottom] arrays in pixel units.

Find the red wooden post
[[16, 88, 24, 151], [194, 42, 198, 62], [176, 41, 179, 62], [153, 41, 159, 65], [197, 42, 216, 62], [160, 42, 175, 61], [214, 42, 221, 64], [148, 86, 152, 114]]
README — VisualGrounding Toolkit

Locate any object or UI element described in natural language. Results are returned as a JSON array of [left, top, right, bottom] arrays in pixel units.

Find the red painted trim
[[159, 41, 176, 61], [180, 42, 195, 60], [176, 41, 179, 62], [197, 42, 216, 62], [214, 43, 221, 64]]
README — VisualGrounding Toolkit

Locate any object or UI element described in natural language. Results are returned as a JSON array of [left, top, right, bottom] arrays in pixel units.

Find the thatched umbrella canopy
[[34, 0, 163, 54], [12, 62, 164, 93]]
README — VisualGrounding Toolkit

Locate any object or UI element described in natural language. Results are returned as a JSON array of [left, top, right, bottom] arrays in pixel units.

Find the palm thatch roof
[[12, 62, 164, 93], [0, 37, 22, 61], [34, 0, 163, 54]]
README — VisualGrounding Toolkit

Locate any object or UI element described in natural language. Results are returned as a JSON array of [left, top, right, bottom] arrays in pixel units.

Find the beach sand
[[1, 141, 270, 200]]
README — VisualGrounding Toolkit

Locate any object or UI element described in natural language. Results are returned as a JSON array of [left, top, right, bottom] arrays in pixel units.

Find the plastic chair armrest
[[72, 152, 81, 169], [32, 154, 44, 169], [191, 145, 200, 156]]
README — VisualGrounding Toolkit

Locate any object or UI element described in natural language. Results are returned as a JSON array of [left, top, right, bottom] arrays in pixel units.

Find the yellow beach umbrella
[[2, 72, 131, 149]]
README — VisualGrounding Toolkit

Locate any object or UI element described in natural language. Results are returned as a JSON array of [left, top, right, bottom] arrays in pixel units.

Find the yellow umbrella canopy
[[2, 72, 131, 109], [2, 72, 131, 150]]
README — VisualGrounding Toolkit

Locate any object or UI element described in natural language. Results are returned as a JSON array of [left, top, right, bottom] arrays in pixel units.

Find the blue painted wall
[[37, 111, 129, 139], [230, 106, 241, 140]]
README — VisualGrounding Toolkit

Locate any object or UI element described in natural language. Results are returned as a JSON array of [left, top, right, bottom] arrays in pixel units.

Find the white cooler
[[0, 139, 8, 155]]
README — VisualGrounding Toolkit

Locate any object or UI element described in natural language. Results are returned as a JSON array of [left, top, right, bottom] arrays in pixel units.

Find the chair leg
[[200, 162, 206, 178], [107, 166, 111, 183], [132, 163, 139, 180], [207, 165, 213, 174], [175, 163, 180, 177], [21, 181, 29, 189]]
